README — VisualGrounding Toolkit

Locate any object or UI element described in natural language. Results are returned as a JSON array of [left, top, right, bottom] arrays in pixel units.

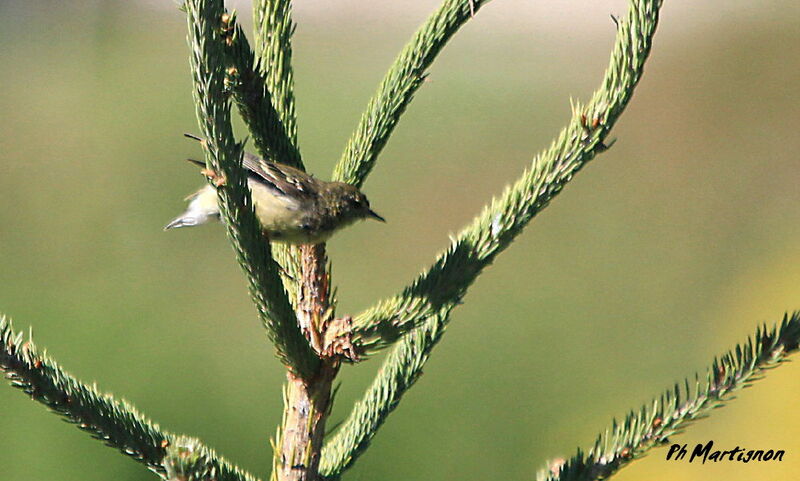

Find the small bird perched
[[165, 134, 385, 244]]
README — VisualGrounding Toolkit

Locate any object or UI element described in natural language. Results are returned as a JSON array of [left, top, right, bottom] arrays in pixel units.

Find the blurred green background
[[1, 1, 799, 480]]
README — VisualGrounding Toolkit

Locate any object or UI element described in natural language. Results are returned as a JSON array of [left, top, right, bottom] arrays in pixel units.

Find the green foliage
[[2, 1, 797, 481], [185, 0, 318, 377], [319, 307, 453, 478], [321, 2, 664, 474], [0, 316, 261, 481], [0, 316, 169, 474], [332, 0, 492, 188], [163, 436, 261, 481], [349, 0, 663, 354], [537, 312, 800, 481], [251, 0, 306, 310], [223, 12, 302, 169], [253, 0, 298, 149], [222, 9, 304, 303]]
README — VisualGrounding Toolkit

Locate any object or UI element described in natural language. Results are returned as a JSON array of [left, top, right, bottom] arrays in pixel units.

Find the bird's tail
[[164, 185, 219, 231], [164, 215, 199, 230]]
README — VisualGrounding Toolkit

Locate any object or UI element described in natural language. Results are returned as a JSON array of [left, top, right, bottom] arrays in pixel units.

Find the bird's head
[[321, 182, 385, 224]]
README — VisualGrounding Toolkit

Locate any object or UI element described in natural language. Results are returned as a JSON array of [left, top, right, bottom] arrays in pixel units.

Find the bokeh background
[[1, 0, 799, 479]]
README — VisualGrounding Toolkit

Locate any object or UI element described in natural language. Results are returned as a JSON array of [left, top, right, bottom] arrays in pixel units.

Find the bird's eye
[[348, 197, 362, 208]]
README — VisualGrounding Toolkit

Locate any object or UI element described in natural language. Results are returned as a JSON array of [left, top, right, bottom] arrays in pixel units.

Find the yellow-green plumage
[[165, 147, 384, 244]]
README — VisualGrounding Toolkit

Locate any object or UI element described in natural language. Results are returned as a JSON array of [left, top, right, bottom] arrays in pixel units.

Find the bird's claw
[[201, 168, 227, 187]]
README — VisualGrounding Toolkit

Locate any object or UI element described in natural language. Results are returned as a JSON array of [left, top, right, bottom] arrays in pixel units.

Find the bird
[[165, 134, 385, 244]]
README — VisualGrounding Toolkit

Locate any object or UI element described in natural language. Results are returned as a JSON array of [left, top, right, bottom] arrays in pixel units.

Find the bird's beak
[[368, 209, 386, 222]]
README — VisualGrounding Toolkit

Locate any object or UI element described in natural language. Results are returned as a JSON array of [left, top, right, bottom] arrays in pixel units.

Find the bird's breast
[[250, 179, 304, 231]]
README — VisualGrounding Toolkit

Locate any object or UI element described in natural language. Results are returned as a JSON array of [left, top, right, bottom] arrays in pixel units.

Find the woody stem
[[273, 243, 338, 481]]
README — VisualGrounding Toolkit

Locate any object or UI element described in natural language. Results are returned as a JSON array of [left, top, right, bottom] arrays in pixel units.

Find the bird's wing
[[184, 134, 312, 198], [185, 152, 316, 200], [242, 153, 316, 200]]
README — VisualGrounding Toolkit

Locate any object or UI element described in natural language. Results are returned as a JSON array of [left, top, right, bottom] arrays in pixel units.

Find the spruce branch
[[249, 0, 305, 319], [185, 0, 317, 378], [321, 0, 663, 475], [248, 4, 348, 479], [350, 0, 663, 354], [319, 306, 453, 479], [0, 315, 170, 475], [537, 311, 800, 481], [271, 243, 339, 481], [220, 9, 304, 303], [164, 436, 262, 481], [0, 316, 260, 481], [222, 11, 303, 169], [332, 0, 491, 188], [1, 315, 261, 481], [253, 0, 298, 147]]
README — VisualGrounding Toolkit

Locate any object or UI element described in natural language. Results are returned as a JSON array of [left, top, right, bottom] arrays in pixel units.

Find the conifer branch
[[322, 0, 663, 475], [350, 0, 663, 354], [253, 0, 298, 148], [319, 307, 452, 479], [0, 316, 170, 475], [1, 315, 261, 481], [164, 436, 262, 481], [7, 1, 795, 481], [222, 11, 302, 169], [332, 0, 491, 188], [537, 311, 800, 481], [220, 9, 304, 303], [186, 0, 317, 378], [271, 244, 339, 481], [0, 315, 255, 481]]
